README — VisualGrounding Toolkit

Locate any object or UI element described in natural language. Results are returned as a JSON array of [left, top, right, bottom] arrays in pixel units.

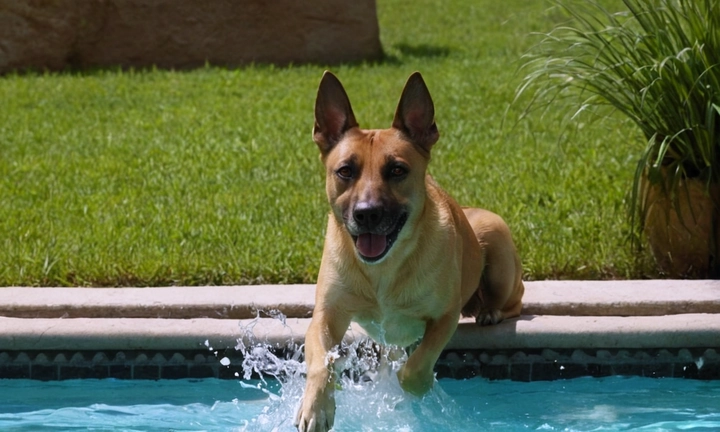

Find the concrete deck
[[2, 280, 720, 319], [1, 280, 719, 351]]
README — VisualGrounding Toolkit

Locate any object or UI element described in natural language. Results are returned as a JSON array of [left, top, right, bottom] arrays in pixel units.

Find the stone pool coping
[[1, 280, 719, 380]]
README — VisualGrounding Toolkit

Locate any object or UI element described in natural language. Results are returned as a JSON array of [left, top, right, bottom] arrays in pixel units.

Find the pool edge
[[1, 280, 719, 380]]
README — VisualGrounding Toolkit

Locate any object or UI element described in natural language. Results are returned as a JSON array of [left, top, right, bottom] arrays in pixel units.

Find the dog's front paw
[[476, 308, 504, 326], [397, 363, 434, 396], [295, 391, 335, 432]]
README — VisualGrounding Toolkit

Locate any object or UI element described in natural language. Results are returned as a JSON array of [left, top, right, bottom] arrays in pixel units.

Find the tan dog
[[295, 71, 524, 432]]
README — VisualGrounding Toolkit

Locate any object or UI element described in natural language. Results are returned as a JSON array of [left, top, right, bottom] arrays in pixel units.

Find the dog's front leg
[[295, 307, 350, 432], [397, 311, 458, 395]]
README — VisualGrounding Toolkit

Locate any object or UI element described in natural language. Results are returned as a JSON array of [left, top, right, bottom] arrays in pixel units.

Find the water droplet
[[695, 357, 704, 370]]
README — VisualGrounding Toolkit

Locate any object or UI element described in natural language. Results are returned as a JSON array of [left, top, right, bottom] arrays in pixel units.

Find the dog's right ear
[[313, 71, 359, 155]]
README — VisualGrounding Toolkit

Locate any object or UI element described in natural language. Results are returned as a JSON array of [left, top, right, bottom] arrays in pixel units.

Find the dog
[[295, 71, 524, 432]]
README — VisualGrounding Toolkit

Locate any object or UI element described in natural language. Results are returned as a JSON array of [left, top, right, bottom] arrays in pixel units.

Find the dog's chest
[[353, 284, 439, 347], [355, 310, 426, 348], [350, 262, 452, 347]]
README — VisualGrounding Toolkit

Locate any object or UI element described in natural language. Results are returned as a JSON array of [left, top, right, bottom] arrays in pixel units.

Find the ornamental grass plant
[[517, 0, 720, 277]]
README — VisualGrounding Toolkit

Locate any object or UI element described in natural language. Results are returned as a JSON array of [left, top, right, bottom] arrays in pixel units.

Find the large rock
[[0, 0, 382, 72]]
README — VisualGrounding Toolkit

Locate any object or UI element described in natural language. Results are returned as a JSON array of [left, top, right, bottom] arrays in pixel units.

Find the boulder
[[0, 0, 382, 72]]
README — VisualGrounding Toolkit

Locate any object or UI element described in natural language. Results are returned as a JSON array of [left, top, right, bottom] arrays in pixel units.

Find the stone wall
[[0, 0, 382, 73]]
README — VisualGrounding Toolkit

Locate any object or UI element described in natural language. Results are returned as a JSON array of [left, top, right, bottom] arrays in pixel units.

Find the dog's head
[[313, 72, 439, 263]]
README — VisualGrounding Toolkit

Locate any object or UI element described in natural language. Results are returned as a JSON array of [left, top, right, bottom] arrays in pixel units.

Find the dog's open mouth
[[352, 213, 408, 263]]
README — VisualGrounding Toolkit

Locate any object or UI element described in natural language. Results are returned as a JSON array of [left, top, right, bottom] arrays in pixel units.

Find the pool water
[[1, 375, 718, 431]]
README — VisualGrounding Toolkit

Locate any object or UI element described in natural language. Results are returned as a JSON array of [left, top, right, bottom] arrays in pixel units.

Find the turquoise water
[[1, 375, 719, 431]]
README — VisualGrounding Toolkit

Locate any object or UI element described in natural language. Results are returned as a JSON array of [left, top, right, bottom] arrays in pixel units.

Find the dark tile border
[[436, 347, 720, 381], [0, 347, 718, 381]]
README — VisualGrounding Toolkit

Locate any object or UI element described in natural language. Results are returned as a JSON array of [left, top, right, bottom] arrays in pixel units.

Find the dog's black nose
[[353, 203, 384, 230]]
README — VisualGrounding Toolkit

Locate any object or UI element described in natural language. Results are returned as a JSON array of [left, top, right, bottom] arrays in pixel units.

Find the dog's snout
[[353, 203, 384, 230]]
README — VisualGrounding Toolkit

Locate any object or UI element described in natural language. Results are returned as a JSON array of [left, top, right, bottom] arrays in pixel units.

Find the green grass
[[0, 0, 655, 286]]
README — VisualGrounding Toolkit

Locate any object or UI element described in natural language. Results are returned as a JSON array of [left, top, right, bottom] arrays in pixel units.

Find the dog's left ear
[[392, 72, 439, 154]]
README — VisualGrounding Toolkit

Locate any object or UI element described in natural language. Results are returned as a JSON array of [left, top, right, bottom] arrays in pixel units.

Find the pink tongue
[[356, 233, 387, 258]]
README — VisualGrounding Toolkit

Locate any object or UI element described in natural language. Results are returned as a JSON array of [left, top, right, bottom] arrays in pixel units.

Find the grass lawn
[[0, 0, 655, 286]]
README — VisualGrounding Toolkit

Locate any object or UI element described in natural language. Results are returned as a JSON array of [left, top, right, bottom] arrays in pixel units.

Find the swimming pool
[[2, 375, 718, 431]]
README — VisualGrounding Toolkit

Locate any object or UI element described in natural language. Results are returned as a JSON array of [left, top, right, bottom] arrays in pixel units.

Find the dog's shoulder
[[424, 174, 469, 231]]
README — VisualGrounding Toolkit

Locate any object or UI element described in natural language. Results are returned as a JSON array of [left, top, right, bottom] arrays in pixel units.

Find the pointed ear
[[313, 71, 359, 155], [392, 72, 439, 154]]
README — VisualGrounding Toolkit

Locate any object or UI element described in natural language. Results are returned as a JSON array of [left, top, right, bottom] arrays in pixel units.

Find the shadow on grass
[[381, 43, 453, 65], [0, 43, 453, 76], [394, 43, 452, 58]]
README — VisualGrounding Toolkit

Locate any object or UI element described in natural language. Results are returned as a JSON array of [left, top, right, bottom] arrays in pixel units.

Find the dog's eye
[[336, 166, 353, 179], [390, 166, 407, 177]]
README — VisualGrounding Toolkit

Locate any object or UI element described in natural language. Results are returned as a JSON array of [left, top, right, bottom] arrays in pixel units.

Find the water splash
[[234, 311, 461, 432]]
